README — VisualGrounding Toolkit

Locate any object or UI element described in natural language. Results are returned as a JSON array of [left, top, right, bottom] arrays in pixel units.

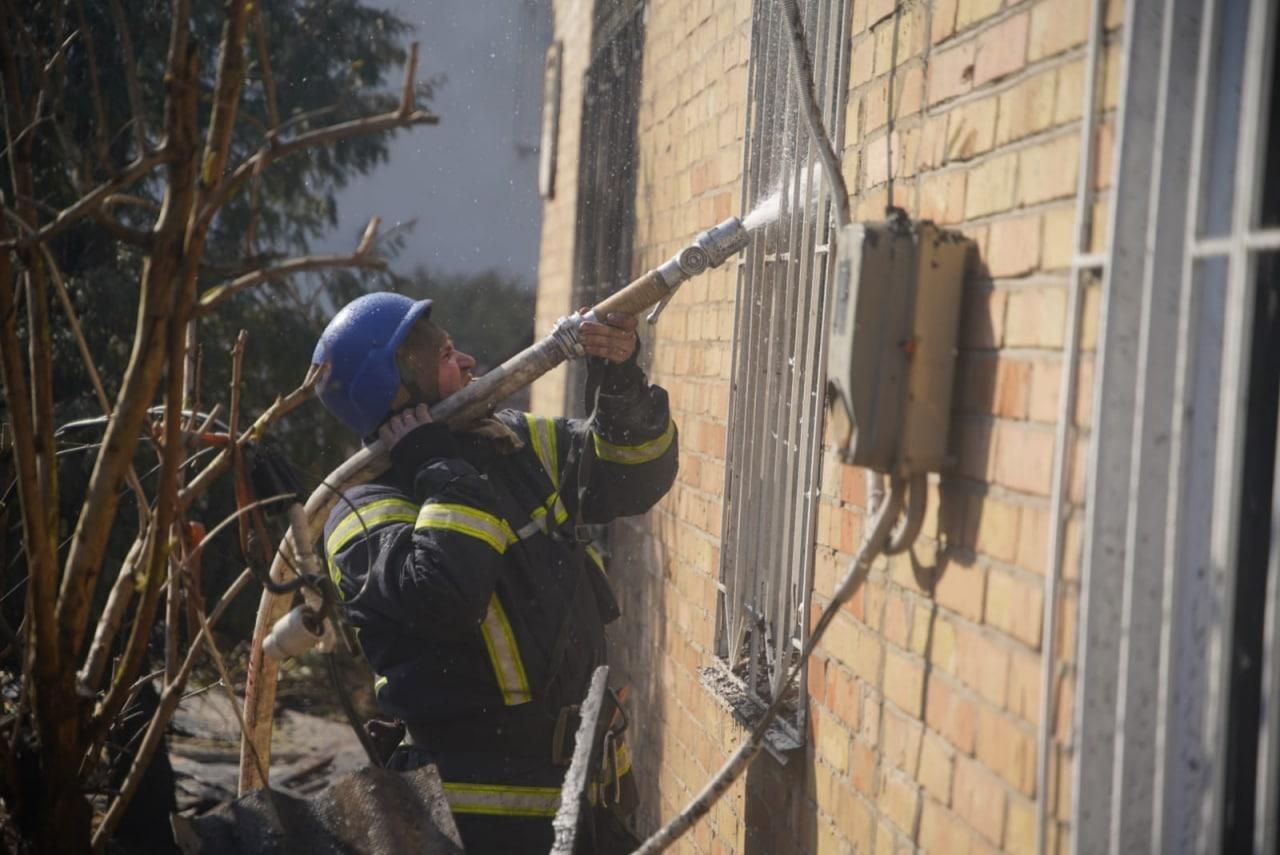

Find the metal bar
[[1064, 0, 1136, 849], [1193, 230, 1280, 257], [1254, 354, 1280, 853], [1107, 0, 1203, 850], [1204, 0, 1274, 843], [725, 0, 777, 661], [1151, 0, 1223, 848]]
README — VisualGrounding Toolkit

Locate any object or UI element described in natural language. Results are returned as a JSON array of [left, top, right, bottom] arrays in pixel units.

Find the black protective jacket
[[323, 355, 677, 732]]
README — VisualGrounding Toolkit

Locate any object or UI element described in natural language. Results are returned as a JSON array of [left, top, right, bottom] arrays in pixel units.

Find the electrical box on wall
[[827, 212, 969, 476]]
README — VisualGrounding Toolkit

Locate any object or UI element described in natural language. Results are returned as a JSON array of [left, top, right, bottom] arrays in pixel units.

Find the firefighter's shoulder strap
[[537, 366, 605, 707]]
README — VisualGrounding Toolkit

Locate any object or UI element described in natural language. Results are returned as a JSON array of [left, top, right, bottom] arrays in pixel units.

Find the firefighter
[[311, 291, 678, 853]]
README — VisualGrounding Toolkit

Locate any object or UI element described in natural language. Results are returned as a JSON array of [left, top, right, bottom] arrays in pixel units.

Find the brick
[[851, 738, 878, 797], [826, 663, 862, 729], [960, 286, 1007, 349], [918, 114, 950, 170], [945, 96, 998, 162], [996, 422, 1055, 496], [920, 169, 966, 224], [987, 214, 1042, 279], [935, 558, 986, 622], [928, 40, 977, 106], [864, 75, 892, 133], [984, 568, 1044, 647], [956, 0, 1002, 31], [996, 357, 1033, 419], [932, 0, 959, 45], [878, 769, 920, 835], [816, 711, 852, 774], [867, 0, 896, 26], [995, 70, 1057, 146], [1006, 649, 1043, 726], [851, 35, 876, 87], [976, 705, 1037, 793], [1018, 134, 1079, 206], [882, 705, 924, 773], [1094, 118, 1116, 191], [1041, 205, 1076, 271], [973, 494, 1020, 562], [1016, 502, 1051, 575], [1029, 0, 1090, 62], [974, 13, 1029, 86], [917, 731, 955, 802], [925, 675, 979, 753], [922, 609, 956, 666], [895, 64, 925, 119], [1004, 286, 1067, 349], [952, 755, 1007, 845], [884, 647, 926, 716], [954, 624, 1010, 706], [1054, 59, 1086, 126], [1075, 355, 1094, 427], [1006, 795, 1037, 855], [963, 152, 1018, 218], [920, 799, 975, 855]]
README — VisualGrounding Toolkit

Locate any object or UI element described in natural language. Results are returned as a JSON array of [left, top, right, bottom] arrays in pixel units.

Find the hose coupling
[[551, 313, 587, 360], [263, 605, 324, 661]]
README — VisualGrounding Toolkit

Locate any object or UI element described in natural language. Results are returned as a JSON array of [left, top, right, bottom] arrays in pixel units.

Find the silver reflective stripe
[[415, 503, 515, 554], [593, 418, 676, 465], [480, 593, 532, 706], [442, 782, 560, 817], [325, 498, 419, 589], [525, 414, 561, 488]]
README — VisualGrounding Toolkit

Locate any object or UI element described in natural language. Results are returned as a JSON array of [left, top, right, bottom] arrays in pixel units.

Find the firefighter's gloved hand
[[378, 403, 433, 447], [579, 309, 638, 364]]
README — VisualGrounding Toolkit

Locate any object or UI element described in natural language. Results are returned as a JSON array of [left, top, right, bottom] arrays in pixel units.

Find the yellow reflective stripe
[[592, 418, 675, 465], [324, 498, 419, 589], [585, 543, 606, 575], [615, 739, 632, 776], [519, 493, 568, 538], [373, 675, 388, 693], [442, 782, 560, 817], [525, 414, 560, 489], [416, 503, 516, 554], [479, 594, 532, 706]]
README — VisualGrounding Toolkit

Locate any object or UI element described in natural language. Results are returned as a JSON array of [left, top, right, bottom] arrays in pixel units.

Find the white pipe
[[1037, 0, 1105, 850]]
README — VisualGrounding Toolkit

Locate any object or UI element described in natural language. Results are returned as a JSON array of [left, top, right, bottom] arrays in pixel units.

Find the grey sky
[[319, 0, 552, 284]]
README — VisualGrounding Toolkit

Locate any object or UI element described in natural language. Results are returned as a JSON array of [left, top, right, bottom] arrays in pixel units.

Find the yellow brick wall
[[532, 0, 1124, 852]]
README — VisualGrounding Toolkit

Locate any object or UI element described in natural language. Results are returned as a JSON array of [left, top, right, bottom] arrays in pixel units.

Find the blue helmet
[[312, 292, 433, 436]]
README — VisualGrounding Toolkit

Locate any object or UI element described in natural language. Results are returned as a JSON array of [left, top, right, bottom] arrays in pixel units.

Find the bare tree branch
[[196, 250, 387, 317], [0, 151, 169, 251], [196, 0, 251, 201], [198, 43, 437, 228], [72, 0, 111, 170], [107, 0, 148, 154], [35, 227, 151, 519], [56, 16, 199, 671], [179, 363, 326, 510], [91, 566, 256, 852], [77, 527, 152, 694], [252, 3, 280, 131]]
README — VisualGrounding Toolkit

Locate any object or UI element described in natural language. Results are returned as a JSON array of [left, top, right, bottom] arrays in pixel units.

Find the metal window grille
[[1073, 0, 1280, 851], [568, 5, 645, 415], [715, 0, 851, 742]]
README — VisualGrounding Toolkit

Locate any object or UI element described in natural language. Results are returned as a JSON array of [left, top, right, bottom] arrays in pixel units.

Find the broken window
[[714, 0, 851, 747]]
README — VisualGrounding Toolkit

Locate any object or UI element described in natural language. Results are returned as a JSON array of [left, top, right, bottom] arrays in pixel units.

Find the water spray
[[237, 214, 750, 794]]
